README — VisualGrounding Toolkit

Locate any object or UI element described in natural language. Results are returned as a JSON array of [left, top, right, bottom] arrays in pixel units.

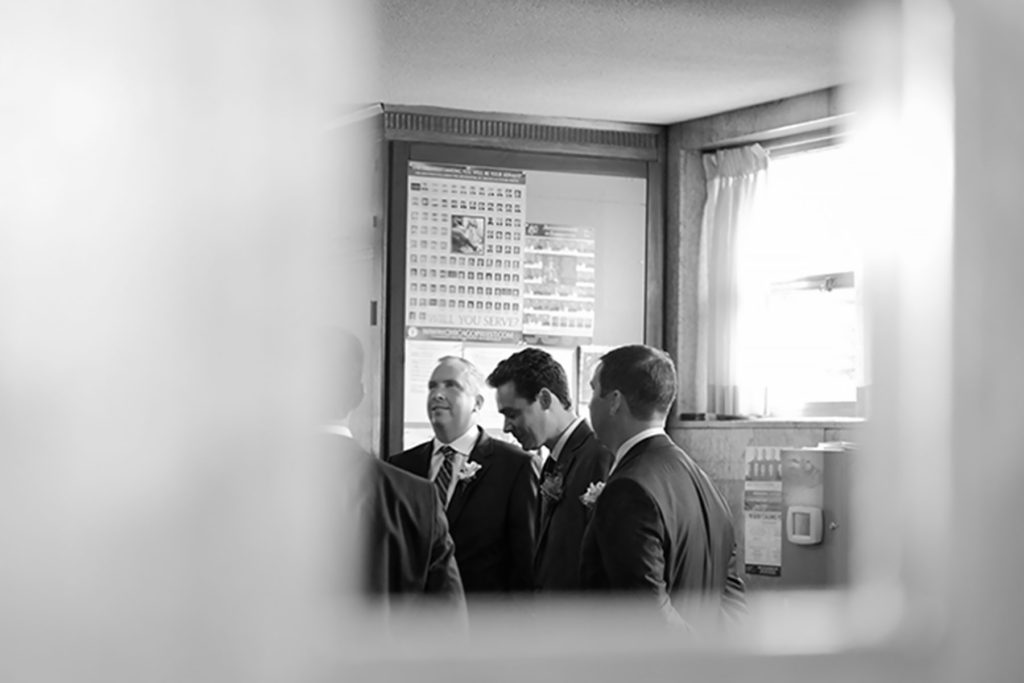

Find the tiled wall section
[[667, 421, 861, 590]]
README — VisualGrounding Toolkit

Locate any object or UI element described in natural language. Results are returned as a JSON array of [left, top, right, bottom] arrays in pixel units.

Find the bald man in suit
[[389, 356, 537, 600]]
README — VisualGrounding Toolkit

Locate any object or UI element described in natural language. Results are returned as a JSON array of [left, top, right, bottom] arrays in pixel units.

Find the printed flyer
[[743, 446, 784, 577], [405, 161, 526, 343], [522, 223, 596, 346]]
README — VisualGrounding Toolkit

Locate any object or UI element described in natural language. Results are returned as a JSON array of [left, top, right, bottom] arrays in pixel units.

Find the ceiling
[[372, 1, 859, 125]]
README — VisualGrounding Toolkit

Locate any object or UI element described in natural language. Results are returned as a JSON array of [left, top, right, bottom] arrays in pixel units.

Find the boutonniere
[[539, 471, 564, 502], [580, 481, 606, 508], [457, 461, 482, 482]]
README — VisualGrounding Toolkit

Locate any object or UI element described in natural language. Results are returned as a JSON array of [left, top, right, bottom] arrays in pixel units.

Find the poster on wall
[[743, 446, 784, 577], [405, 161, 526, 344], [522, 223, 596, 346]]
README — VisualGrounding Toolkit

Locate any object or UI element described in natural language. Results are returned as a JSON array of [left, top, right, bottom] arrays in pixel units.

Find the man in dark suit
[[389, 355, 537, 598], [486, 347, 612, 592], [581, 344, 746, 630], [326, 331, 465, 622], [356, 450, 467, 618]]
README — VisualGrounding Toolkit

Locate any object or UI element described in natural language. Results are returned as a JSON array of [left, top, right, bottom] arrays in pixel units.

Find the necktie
[[435, 445, 456, 508], [541, 455, 558, 481], [538, 455, 559, 531]]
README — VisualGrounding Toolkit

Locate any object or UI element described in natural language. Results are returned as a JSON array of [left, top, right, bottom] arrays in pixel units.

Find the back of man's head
[[486, 347, 572, 410], [332, 328, 365, 420], [597, 344, 676, 421]]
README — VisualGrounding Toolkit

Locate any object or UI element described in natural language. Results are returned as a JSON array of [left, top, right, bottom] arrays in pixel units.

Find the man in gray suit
[[326, 331, 465, 618], [389, 356, 537, 599]]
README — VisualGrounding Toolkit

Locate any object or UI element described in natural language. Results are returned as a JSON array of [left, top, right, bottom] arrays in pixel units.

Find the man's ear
[[537, 387, 552, 410], [339, 382, 365, 419], [608, 390, 623, 416], [473, 393, 485, 412]]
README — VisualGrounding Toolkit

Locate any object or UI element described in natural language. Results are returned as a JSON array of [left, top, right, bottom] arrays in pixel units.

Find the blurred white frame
[[12, 0, 1024, 681], [341, 1, 968, 681]]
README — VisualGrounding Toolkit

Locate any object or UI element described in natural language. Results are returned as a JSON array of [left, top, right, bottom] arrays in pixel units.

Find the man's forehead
[[495, 381, 527, 402], [431, 360, 466, 381]]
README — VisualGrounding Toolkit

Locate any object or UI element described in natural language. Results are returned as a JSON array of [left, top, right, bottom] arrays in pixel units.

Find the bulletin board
[[385, 141, 659, 455]]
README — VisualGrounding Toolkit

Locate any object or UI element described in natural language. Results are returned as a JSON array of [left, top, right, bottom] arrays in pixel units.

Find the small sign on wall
[[744, 446, 784, 577]]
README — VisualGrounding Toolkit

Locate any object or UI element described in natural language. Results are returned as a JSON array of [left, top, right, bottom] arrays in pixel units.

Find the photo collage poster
[[405, 162, 526, 344], [401, 162, 603, 450], [523, 223, 597, 346]]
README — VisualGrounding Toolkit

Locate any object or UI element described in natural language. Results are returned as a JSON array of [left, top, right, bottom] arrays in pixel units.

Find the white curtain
[[696, 144, 769, 416]]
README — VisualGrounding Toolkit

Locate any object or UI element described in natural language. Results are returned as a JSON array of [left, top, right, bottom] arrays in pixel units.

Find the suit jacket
[[534, 420, 613, 591], [364, 456, 466, 604], [579, 433, 746, 629], [327, 434, 466, 625], [389, 427, 537, 595]]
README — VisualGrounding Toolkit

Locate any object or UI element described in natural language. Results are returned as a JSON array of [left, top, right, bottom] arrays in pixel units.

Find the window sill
[[670, 416, 864, 430]]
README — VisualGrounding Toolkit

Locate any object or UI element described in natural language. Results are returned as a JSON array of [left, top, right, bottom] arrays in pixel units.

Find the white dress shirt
[[610, 427, 666, 475], [544, 416, 586, 469], [322, 423, 353, 438], [429, 425, 479, 503]]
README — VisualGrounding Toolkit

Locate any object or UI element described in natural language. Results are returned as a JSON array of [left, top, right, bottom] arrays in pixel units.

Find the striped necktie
[[435, 445, 457, 507]]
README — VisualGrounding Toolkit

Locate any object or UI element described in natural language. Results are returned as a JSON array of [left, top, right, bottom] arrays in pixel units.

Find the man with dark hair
[[582, 344, 746, 630], [389, 355, 537, 600], [487, 347, 612, 592]]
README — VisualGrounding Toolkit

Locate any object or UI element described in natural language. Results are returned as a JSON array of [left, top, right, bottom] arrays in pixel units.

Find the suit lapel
[[536, 421, 589, 548], [536, 472, 560, 546], [446, 427, 493, 526], [411, 442, 433, 478]]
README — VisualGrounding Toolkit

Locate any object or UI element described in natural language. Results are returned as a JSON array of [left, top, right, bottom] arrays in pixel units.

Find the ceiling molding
[[382, 104, 664, 161], [673, 87, 853, 151]]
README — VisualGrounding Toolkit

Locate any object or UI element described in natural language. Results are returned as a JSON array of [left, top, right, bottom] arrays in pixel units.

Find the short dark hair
[[486, 347, 572, 410], [596, 345, 676, 420]]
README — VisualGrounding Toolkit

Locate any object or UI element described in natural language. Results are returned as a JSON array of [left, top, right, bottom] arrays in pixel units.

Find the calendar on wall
[[522, 223, 596, 346], [405, 161, 526, 344]]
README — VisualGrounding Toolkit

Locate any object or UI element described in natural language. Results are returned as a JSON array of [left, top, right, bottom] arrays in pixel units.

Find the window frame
[[667, 87, 860, 422]]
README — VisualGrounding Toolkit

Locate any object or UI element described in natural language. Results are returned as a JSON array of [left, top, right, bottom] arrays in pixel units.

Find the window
[[738, 144, 864, 417]]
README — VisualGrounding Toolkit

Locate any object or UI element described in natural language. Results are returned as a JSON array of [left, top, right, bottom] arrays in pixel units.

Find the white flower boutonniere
[[457, 461, 482, 482], [580, 481, 606, 508]]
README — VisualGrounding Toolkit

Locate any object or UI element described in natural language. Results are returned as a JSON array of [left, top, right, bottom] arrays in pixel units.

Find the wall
[[669, 420, 861, 589], [525, 170, 648, 346]]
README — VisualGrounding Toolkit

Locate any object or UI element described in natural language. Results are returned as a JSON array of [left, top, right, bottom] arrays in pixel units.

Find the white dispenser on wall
[[743, 442, 855, 589], [779, 443, 854, 587]]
